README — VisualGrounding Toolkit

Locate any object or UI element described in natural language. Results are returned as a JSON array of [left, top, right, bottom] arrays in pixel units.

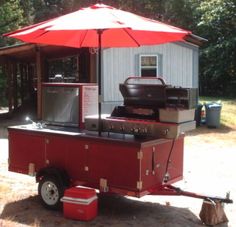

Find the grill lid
[[119, 77, 169, 107]]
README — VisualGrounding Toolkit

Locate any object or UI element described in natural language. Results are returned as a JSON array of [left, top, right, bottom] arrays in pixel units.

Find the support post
[[12, 62, 18, 110], [6, 59, 13, 113], [97, 29, 103, 136], [36, 47, 43, 120], [19, 64, 24, 104]]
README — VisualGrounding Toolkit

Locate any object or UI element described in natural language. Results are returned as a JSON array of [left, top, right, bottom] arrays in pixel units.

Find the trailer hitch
[[163, 184, 233, 204], [160, 184, 233, 226]]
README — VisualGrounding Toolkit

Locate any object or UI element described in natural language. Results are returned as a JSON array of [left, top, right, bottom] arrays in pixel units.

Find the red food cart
[[8, 78, 232, 224]]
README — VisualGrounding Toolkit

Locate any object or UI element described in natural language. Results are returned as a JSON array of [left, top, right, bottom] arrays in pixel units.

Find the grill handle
[[124, 76, 166, 85]]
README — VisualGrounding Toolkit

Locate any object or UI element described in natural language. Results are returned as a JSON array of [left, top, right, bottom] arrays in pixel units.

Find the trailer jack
[[160, 184, 233, 226]]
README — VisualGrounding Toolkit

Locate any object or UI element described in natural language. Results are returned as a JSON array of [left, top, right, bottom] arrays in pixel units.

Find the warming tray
[[159, 108, 195, 123]]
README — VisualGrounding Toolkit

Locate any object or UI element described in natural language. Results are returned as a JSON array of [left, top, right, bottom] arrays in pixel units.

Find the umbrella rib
[[123, 28, 140, 47], [28, 29, 50, 41], [38, 30, 50, 37], [79, 30, 89, 47]]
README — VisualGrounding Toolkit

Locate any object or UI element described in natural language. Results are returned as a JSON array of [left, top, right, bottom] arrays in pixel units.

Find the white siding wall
[[102, 42, 197, 102]]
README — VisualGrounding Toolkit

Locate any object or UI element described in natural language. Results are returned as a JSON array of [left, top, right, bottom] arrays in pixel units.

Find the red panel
[[88, 141, 140, 191], [65, 138, 88, 182], [141, 137, 184, 191], [8, 128, 184, 197], [45, 135, 67, 168], [167, 136, 184, 182], [141, 140, 168, 191], [8, 130, 45, 174]]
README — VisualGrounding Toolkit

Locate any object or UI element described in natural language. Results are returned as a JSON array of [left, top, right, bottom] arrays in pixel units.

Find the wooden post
[[12, 62, 18, 110], [6, 59, 13, 113], [36, 47, 43, 119], [89, 53, 97, 83], [19, 63, 24, 104]]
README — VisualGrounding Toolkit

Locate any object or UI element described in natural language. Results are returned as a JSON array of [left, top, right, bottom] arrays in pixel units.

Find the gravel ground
[[0, 119, 235, 227]]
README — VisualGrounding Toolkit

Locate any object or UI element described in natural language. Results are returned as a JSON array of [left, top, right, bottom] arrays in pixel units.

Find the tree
[[0, 0, 26, 107], [0, 0, 25, 46], [196, 0, 236, 96], [19, 0, 34, 24], [31, 0, 89, 22]]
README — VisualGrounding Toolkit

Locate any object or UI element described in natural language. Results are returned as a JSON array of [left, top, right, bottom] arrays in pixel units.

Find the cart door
[[87, 140, 140, 191], [141, 137, 184, 191], [65, 137, 88, 182]]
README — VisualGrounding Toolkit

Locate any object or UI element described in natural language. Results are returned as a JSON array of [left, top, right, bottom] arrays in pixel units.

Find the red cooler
[[61, 187, 98, 221]]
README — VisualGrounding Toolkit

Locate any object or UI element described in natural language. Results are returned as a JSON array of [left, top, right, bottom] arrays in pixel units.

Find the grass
[[199, 97, 236, 128]]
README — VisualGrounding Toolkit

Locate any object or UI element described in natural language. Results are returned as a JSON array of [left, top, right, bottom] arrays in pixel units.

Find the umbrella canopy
[[4, 3, 191, 48], [3, 3, 191, 135]]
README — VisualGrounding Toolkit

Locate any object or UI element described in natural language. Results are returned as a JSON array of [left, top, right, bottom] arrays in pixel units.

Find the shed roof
[[185, 34, 207, 46]]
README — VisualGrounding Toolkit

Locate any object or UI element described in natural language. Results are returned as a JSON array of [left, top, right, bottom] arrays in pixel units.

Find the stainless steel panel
[[85, 116, 196, 139], [42, 86, 79, 126], [159, 108, 195, 123]]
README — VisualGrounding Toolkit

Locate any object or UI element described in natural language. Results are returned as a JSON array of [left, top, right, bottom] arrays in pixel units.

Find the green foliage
[[31, 0, 90, 22], [19, 0, 34, 24], [155, 0, 198, 30], [196, 0, 236, 97], [0, 0, 25, 46]]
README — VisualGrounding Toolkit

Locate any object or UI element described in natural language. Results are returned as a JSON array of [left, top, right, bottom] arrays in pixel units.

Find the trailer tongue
[[8, 77, 232, 225]]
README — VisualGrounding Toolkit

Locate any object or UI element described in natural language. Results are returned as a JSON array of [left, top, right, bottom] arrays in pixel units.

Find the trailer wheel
[[38, 175, 65, 210]]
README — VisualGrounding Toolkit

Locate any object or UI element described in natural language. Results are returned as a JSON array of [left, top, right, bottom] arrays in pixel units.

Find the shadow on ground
[[0, 194, 206, 227]]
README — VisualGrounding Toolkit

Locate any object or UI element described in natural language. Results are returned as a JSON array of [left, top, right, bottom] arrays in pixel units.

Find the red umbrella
[[4, 3, 191, 135]]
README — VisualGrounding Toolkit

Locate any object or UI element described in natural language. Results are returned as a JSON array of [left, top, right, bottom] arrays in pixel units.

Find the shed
[[0, 34, 205, 118], [101, 39, 202, 113]]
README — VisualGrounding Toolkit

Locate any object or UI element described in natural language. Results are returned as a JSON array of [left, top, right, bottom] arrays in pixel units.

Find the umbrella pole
[[97, 29, 103, 136]]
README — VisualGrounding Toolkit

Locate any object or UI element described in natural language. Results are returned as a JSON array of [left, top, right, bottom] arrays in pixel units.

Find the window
[[47, 56, 78, 82], [139, 55, 158, 77]]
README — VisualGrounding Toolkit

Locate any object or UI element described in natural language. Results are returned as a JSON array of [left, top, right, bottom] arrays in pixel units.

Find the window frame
[[139, 54, 159, 77]]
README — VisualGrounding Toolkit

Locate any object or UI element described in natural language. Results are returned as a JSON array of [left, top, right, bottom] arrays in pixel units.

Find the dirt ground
[[0, 117, 235, 227]]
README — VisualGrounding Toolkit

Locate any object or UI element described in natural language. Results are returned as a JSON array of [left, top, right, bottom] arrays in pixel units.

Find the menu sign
[[82, 86, 98, 122]]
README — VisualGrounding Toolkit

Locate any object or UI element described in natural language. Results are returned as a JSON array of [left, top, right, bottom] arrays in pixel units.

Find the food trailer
[[8, 77, 232, 224]]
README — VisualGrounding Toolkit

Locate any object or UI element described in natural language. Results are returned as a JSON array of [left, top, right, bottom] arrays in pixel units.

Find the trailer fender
[[36, 166, 70, 187]]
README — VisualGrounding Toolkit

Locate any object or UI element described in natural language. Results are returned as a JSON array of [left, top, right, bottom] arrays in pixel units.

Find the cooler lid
[[64, 187, 96, 199]]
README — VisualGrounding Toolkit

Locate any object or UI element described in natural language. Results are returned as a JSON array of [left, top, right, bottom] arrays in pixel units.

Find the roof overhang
[[184, 34, 207, 46], [0, 33, 206, 63], [0, 43, 81, 63]]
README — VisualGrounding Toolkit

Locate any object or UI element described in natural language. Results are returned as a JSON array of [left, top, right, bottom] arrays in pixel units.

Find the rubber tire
[[38, 175, 65, 210]]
